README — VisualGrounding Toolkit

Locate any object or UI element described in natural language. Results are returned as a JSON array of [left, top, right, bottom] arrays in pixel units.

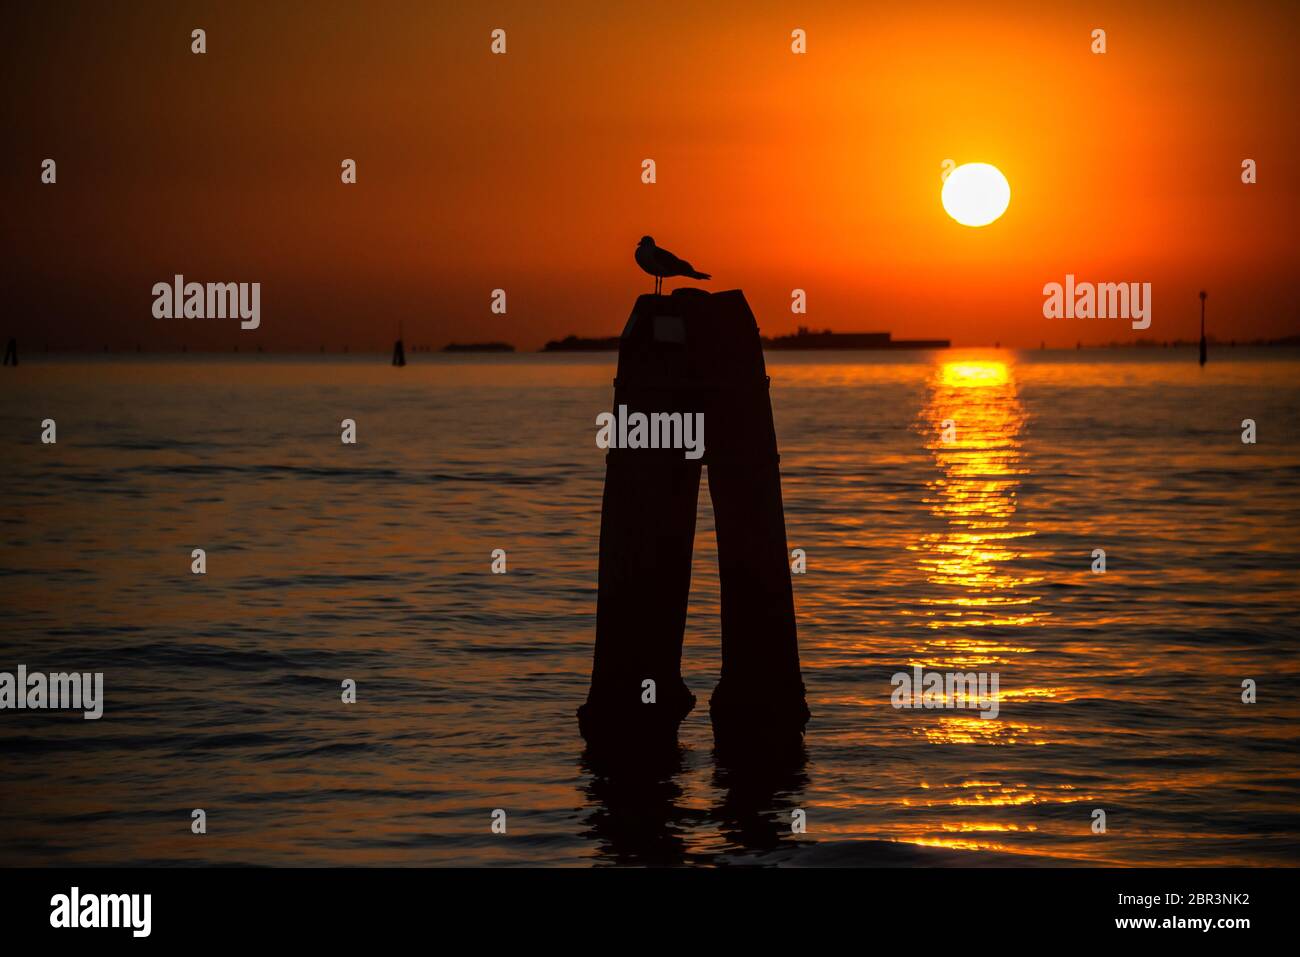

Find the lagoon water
[[1, 348, 1297, 866]]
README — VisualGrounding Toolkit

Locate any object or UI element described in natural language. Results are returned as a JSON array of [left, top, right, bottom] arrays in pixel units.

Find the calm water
[[1, 349, 1298, 866]]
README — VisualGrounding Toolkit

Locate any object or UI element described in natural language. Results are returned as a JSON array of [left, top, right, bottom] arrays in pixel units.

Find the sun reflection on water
[[910, 358, 1047, 631], [904, 358, 1058, 778]]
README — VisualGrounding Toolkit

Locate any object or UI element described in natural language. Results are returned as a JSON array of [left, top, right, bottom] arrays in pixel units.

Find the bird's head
[[638, 236, 655, 248]]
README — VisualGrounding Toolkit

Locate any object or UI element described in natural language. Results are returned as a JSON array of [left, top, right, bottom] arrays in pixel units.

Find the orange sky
[[5, 1, 1297, 350]]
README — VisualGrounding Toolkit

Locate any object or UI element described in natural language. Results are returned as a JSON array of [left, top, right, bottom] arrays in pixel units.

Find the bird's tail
[[688, 270, 711, 280]]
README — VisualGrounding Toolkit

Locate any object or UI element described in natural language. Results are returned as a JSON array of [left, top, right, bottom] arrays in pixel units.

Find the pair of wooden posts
[[578, 289, 809, 757]]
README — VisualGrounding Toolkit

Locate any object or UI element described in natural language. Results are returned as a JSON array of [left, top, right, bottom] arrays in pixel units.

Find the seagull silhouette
[[636, 236, 711, 295]]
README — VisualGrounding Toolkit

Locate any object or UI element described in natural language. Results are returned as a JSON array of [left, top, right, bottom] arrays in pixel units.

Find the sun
[[942, 163, 1011, 227]]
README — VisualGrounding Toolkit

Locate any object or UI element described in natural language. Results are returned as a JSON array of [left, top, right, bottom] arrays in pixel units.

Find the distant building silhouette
[[542, 335, 622, 352], [443, 341, 514, 353], [763, 327, 949, 350]]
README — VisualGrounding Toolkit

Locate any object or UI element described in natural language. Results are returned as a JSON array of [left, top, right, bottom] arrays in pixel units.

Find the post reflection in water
[[579, 745, 695, 867], [580, 743, 810, 866]]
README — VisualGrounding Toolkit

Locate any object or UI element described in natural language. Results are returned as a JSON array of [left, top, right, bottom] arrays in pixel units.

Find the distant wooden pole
[[2, 338, 16, 367], [1199, 291, 1207, 366], [392, 320, 406, 367]]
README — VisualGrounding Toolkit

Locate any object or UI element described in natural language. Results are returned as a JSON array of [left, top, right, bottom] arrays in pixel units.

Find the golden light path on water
[[914, 358, 1043, 632], [897, 358, 1075, 854]]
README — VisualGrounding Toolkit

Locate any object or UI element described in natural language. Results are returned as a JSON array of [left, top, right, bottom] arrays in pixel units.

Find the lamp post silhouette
[[1199, 291, 1207, 367]]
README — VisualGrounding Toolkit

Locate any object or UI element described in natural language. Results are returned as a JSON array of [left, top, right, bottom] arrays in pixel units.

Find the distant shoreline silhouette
[[443, 341, 514, 353], [11, 335, 1300, 357]]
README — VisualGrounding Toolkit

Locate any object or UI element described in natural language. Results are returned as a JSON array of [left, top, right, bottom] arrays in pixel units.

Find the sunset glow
[[4, 3, 1297, 350]]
